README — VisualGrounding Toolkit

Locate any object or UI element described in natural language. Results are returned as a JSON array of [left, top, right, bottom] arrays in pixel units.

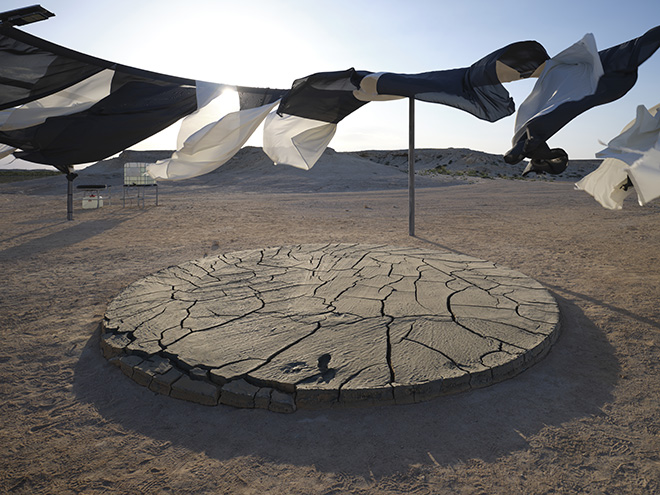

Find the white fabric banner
[[513, 33, 604, 146], [596, 104, 660, 164], [176, 82, 234, 149], [576, 104, 660, 208], [574, 158, 632, 210], [147, 100, 278, 180], [627, 146, 660, 205], [262, 112, 336, 170]]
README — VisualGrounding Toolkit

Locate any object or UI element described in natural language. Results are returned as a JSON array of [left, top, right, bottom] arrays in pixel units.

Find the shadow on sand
[[73, 293, 619, 478], [0, 213, 142, 260]]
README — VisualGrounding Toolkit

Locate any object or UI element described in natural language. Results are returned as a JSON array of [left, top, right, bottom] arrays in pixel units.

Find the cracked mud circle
[[101, 244, 560, 412]]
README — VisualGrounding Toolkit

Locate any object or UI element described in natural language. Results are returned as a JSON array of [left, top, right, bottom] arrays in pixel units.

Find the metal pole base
[[66, 172, 77, 221], [408, 98, 415, 237]]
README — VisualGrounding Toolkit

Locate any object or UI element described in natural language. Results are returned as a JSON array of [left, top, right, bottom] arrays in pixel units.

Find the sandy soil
[[0, 147, 658, 494]]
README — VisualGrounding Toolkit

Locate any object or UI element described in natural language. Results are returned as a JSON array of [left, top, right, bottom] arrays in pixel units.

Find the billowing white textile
[[176, 82, 233, 148], [147, 100, 278, 180], [574, 158, 632, 210], [576, 104, 660, 208], [627, 146, 660, 205], [195, 81, 227, 109], [262, 112, 336, 170], [596, 104, 660, 164], [0, 69, 114, 131], [513, 33, 604, 146], [0, 143, 16, 159]]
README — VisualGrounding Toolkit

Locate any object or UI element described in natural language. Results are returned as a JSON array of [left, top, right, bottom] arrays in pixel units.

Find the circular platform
[[101, 244, 560, 412]]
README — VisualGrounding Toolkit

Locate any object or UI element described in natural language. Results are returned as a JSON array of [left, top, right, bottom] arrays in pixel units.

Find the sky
[[2, 0, 660, 169]]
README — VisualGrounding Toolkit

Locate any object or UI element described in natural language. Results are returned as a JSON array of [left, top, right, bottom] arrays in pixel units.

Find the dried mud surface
[[1, 148, 659, 494], [101, 243, 560, 412]]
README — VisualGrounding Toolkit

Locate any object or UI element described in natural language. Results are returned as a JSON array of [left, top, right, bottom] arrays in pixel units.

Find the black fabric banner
[[0, 25, 107, 110], [277, 68, 371, 124], [2, 73, 197, 168], [377, 41, 548, 122], [276, 41, 548, 126], [0, 26, 201, 170]]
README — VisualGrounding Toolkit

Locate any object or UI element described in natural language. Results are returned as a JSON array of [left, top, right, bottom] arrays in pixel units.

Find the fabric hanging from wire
[[148, 100, 281, 180], [0, 143, 15, 159], [147, 84, 285, 180], [263, 111, 338, 170], [369, 40, 549, 122], [262, 68, 363, 169], [1, 20, 658, 188], [576, 103, 660, 208], [505, 25, 660, 175], [0, 24, 284, 174], [265, 41, 549, 169], [0, 25, 106, 109]]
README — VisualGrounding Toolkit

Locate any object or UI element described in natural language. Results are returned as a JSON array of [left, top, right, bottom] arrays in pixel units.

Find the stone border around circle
[[100, 244, 561, 413]]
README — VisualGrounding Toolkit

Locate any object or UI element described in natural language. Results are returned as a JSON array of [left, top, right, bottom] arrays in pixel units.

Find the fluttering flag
[[266, 41, 548, 169], [1, 20, 658, 191], [263, 111, 338, 170], [0, 26, 105, 110], [370, 40, 549, 122], [0, 25, 285, 175], [276, 68, 371, 124], [505, 25, 660, 176], [576, 103, 660, 208]]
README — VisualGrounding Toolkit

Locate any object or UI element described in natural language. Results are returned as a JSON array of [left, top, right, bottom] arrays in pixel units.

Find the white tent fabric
[[512, 33, 604, 147], [576, 104, 660, 208], [147, 100, 279, 181], [262, 112, 337, 170], [0, 69, 114, 131]]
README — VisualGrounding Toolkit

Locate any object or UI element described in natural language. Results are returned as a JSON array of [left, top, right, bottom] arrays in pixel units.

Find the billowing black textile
[[277, 41, 548, 126], [277, 68, 371, 124], [0, 25, 108, 110], [238, 86, 287, 110], [505, 25, 660, 169], [0, 24, 555, 172], [497, 41, 550, 78], [1, 74, 198, 167], [377, 41, 548, 122], [0, 25, 293, 171]]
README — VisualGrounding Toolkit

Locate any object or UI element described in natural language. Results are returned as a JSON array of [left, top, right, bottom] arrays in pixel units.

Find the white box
[[82, 194, 103, 209]]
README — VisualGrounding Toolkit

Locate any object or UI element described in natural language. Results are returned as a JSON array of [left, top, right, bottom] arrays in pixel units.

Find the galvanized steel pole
[[408, 97, 415, 236]]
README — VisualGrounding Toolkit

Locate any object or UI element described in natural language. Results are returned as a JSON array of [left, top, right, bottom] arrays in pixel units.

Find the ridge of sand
[[0, 146, 601, 198]]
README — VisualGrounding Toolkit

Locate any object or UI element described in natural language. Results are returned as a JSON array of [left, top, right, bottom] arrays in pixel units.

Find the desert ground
[[0, 147, 658, 494]]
